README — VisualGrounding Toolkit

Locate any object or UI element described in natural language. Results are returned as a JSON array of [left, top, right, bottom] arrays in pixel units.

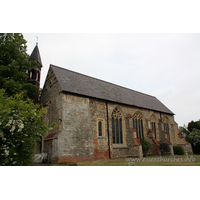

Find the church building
[[29, 44, 193, 163]]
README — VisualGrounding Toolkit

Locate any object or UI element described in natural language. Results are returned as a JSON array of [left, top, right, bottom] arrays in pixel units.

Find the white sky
[[23, 33, 200, 127]]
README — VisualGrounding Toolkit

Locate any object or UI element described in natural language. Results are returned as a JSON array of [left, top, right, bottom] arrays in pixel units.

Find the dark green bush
[[140, 137, 151, 156], [173, 146, 185, 155]]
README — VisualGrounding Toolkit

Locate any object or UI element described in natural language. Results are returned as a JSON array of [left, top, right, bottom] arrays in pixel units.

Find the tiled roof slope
[[50, 64, 174, 115]]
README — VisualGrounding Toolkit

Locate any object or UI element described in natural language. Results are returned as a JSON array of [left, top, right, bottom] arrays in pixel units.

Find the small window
[[98, 121, 102, 136], [97, 119, 104, 137], [36, 72, 38, 81], [31, 69, 35, 79], [29, 71, 32, 79]]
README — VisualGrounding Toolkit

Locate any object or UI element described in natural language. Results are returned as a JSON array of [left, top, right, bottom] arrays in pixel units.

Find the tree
[[179, 124, 191, 143], [180, 120, 200, 154], [188, 129, 200, 147], [0, 89, 56, 166], [0, 33, 38, 98], [188, 120, 200, 132], [188, 128, 200, 154]]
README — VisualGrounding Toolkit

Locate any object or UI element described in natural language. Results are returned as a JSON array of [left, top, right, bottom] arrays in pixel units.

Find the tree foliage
[[0, 33, 56, 165], [180, 120, 200, 154], [187, 129, 200, 154], [188, 129, 200, 147], [188, 120, 200, 132], [0, 33, 38, 98], [0, 89, 56, 166]]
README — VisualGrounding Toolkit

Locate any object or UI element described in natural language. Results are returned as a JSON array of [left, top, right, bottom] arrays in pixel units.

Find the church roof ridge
[[50, 64, 155, 98]]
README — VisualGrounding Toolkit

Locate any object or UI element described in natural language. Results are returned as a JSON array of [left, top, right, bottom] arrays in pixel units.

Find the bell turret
[[28, 43, 43, 103]]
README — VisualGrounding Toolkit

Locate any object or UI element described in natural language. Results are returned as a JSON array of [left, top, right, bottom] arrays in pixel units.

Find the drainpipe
[[106, 102, 111, 159]]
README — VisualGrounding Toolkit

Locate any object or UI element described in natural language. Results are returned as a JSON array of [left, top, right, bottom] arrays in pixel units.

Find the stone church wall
[[54, 94, 95, 163], [40, 67, 63, 161]]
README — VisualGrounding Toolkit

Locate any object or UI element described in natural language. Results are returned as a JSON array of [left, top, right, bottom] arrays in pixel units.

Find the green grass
[[77, 154, 200, 166], [50, 162, 77, 166]]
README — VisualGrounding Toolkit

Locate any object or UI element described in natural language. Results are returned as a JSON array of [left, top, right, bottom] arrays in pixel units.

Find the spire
[[29, 43, 43, 68]]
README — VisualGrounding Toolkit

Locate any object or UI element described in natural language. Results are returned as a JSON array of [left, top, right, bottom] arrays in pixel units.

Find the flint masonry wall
[[54, 94, 95, 163], [40, 67, 63, 161], [89, 98, 112, 159], [106, 103, 178, 157], [49, 93, 180, 163]]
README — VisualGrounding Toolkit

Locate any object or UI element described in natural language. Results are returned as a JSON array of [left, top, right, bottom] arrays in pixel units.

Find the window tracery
[[163, 117, 170, 140], [150, 114, 157, 139], [132, 112, 144, 139], [111, 107, 123, 144]]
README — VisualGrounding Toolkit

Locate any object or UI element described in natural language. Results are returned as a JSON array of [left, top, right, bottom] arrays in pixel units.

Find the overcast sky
[[23, 33, 200, 127]]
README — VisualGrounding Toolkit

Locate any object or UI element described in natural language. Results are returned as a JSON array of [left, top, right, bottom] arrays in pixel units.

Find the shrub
[[173, 146, 185, 155], [140, 137, 151, 156], [0, 89, 56, 166]]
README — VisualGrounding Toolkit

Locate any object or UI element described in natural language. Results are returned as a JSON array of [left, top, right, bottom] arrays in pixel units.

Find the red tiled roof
[[152, 137, 159, 145], [134, 138, 142, 146], [131, 127, 136, 132], [148, 128, 154, 133], [166, 138, 172, 144], [45, 132, 57, 140], [127, 113, 132, 117]]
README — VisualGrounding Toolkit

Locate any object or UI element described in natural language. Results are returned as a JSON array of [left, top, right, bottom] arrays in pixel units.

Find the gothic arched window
[[150, 114, 157, 139], [163, 117, 170, 140], [111, 107, 123, 144], [133, 112, 144, 139]]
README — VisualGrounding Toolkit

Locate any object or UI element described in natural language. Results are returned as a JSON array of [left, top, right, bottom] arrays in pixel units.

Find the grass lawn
[[76, 154, 200, 166]]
